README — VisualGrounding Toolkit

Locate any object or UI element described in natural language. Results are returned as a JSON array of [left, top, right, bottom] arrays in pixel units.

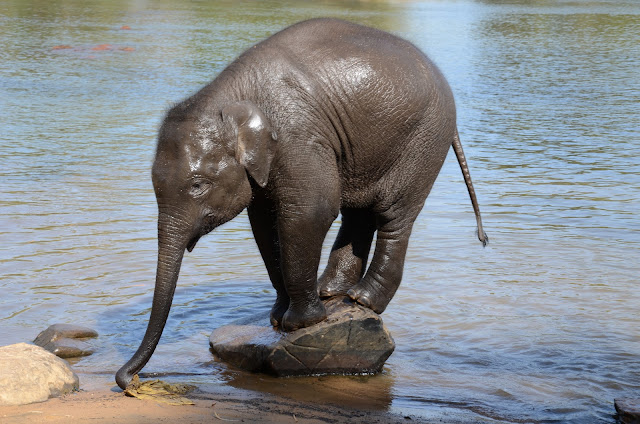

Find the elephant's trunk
[[116, 211, 190, 389]]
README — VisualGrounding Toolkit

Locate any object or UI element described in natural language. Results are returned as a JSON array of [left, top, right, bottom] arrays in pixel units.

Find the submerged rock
[[33, 323, 98, 358], [0, 343, 79, 406], [615, 398, 640, 424], [209, 297, 395, 376]]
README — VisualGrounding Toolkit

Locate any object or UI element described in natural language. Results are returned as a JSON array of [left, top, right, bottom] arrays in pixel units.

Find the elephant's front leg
[[277, 152, 340, 331], [248, 195, 288, 327], [278, 205, 337, 331]]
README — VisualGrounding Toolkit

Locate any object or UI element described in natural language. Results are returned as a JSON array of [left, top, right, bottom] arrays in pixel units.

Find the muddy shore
[[0, 384, 415, 424], [0, 370, 504, 424]]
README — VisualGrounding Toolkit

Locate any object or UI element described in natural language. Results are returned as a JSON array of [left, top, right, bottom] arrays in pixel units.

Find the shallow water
[[1, 0, 639, 422]]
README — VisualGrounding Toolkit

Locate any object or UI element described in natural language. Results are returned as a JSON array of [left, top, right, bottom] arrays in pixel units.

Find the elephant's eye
[[189, 180, 211, 197]]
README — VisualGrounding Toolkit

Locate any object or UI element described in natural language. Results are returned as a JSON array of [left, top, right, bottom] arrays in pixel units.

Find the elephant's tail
[[452, 129, 489, 246]]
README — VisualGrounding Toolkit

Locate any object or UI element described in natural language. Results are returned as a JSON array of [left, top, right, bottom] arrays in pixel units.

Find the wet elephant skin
[[116, 18, 487, 390]]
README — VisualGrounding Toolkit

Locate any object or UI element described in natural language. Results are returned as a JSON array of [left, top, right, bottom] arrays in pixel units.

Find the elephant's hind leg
[[348, 212, 416, 314], [318, 208, 376, 298]]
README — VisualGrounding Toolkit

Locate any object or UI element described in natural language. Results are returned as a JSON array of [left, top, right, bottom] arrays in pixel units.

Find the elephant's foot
[[280, 299, 327, 332], [347, 278, 395, 314], [269, 294, 290, 327]]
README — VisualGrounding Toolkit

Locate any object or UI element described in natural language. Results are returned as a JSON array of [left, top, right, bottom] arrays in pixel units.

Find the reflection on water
[[226, 371, 395, 411], [1, 0, 639, 422]]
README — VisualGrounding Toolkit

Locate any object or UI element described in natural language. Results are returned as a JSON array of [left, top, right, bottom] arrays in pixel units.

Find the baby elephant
[[116, 18, 487, 389]]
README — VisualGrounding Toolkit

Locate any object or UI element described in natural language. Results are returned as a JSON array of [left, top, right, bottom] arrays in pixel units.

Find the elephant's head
[[116, 101, 277, 389]]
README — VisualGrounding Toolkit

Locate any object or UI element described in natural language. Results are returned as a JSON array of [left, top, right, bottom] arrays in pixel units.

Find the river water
[[1, 0, 639, 422]]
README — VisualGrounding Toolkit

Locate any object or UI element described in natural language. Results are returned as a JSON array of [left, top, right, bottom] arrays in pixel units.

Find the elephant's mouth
[[186, 214, 223, 253], [186, 235, 201, 252]]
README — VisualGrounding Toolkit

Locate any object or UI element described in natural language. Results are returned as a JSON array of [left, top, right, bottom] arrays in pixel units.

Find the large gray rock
[[33, 323, 98, 358], [209, 297, 395, 376], [0, 343, 79, 406], [616, 398, 640, 424]]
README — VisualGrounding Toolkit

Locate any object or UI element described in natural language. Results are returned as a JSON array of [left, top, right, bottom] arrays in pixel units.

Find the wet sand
[[0, 363, 509, 424], [0, 388, 417, 424]]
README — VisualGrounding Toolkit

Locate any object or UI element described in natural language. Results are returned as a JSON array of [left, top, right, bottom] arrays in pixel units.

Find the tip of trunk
[[116, 366, 134, 390]]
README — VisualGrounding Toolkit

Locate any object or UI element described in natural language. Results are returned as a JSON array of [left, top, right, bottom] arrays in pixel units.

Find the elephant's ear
[[222, 101, 277, 188]]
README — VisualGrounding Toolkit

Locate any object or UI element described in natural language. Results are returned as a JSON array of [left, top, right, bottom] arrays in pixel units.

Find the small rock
[[0, 343, 79, 406], [34, 323, 98, 358], [615, 398, 640, 424], [210, 297, 395, 376]]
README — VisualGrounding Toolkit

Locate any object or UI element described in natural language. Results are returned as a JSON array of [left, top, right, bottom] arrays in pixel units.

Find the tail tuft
[[477, 229, 489, 247]]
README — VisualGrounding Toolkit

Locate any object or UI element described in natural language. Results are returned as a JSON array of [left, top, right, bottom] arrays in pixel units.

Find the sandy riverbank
[[0, 379, 420, 424], [0, 389, 409, 423]]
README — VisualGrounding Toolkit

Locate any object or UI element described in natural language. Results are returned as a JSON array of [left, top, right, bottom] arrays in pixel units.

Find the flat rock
[[33, 323, 98, 358], [209, 297, 395, 376], [616, 398, 640, 424], [0, 343, 79, 406]]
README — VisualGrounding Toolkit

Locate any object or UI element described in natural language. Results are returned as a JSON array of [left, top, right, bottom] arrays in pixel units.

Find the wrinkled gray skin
[[116, 18, 487, 389]]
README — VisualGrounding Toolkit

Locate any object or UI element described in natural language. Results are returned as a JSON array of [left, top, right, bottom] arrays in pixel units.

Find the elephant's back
[[267, 18, 445, 93], [269, 18, 425, 62], [269, 18, 454, 132], [237, 18, 453, 122]]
